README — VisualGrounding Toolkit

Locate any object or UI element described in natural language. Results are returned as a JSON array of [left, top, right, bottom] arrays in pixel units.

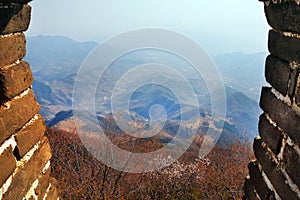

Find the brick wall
[[2, 0, 299, 199], [0, 1, 59, 199], [244, 1, 300, 199]]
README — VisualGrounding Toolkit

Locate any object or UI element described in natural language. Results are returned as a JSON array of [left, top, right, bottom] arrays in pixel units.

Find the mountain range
[[26, 35, 265, 141]]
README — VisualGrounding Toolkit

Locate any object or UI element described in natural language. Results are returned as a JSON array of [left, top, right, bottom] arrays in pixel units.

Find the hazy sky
[[27, 0, 270, 56]]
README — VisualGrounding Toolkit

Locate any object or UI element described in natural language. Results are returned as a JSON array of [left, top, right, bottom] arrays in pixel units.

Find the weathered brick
[[295, 81, 300, 107], [265, 2, 300, 34], [268, 30, 300, 63], [0, 4, 31, 35], [283, 144, 300, 187], [0, 89, 40, 145], [259, 114, 283, 155], [289, 67, 299, 98], [254, 138, 275, 177], [248, 161, 271, 199], [44, 178, 59, 200], [0, 33, 25, 67], [28, 196, 35, 200], [15, 114, 46, 157], [36, 166, 51, 199], [260, 87, 300, 145], [267, 192, 276, 200], [265, 55, 296, 97], [3, 137, 52, 200], [254, 138, 299, 199], [244, 177, 259, 200], [0, 146, 16, 186], [0, 61, 33, 102]]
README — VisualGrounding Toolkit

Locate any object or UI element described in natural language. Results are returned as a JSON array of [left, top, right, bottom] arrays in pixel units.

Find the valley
[[26, 35, 265, 143]]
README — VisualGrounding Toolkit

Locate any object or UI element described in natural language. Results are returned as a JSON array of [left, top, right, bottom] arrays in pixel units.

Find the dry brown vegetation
[[46, 119, 253, 200]]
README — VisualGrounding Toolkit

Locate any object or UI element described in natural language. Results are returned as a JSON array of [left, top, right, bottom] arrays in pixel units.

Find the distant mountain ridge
[[26, 35, 263, 140], [26, 35, 97, 80], [214, 51, 267, 100]]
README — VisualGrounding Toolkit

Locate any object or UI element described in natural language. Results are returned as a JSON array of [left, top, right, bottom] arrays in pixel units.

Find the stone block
[[15, 114, 46, 157], [36, 166, 51, 199], [0, 89, 40, 147], [268, 30, 300, 63], [295, 81, 300, 107], [265, 55, 295, 97], [0, 4, 31, 35], [265, 1, 300, 34], [259, 114, 283, 155], [248, 161, 271, 199], [244, 177, 259, 200], [0, 146, 16, 186], [2, 137, 52, 200], [0, 61, 33, 102], [0, 33, 26, 67], [254, 138, 298, 199], [254, 138, 275, 176], [260, 87, 300, 145], [44, 178, 59, 200], [283, 144, 300, 187]]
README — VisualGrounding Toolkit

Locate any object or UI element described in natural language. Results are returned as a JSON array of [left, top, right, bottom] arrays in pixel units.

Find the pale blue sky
[[27, 0, 270, 55]]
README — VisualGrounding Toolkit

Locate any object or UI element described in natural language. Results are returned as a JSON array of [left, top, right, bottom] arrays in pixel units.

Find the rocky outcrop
[[244, 1, 300, 199], [0, 0, 59, 199]]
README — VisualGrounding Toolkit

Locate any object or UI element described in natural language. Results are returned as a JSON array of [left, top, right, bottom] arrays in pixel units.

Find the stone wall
[[0, 0, 59, 199], [244, 1, 300, 199]]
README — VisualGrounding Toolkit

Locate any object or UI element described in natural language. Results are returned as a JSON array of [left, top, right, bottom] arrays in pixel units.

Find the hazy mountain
[[26, 35, 97, 80], [27, 35, 263, 140], [225, 87, 260, 138], [215, 51, 267, 100]]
